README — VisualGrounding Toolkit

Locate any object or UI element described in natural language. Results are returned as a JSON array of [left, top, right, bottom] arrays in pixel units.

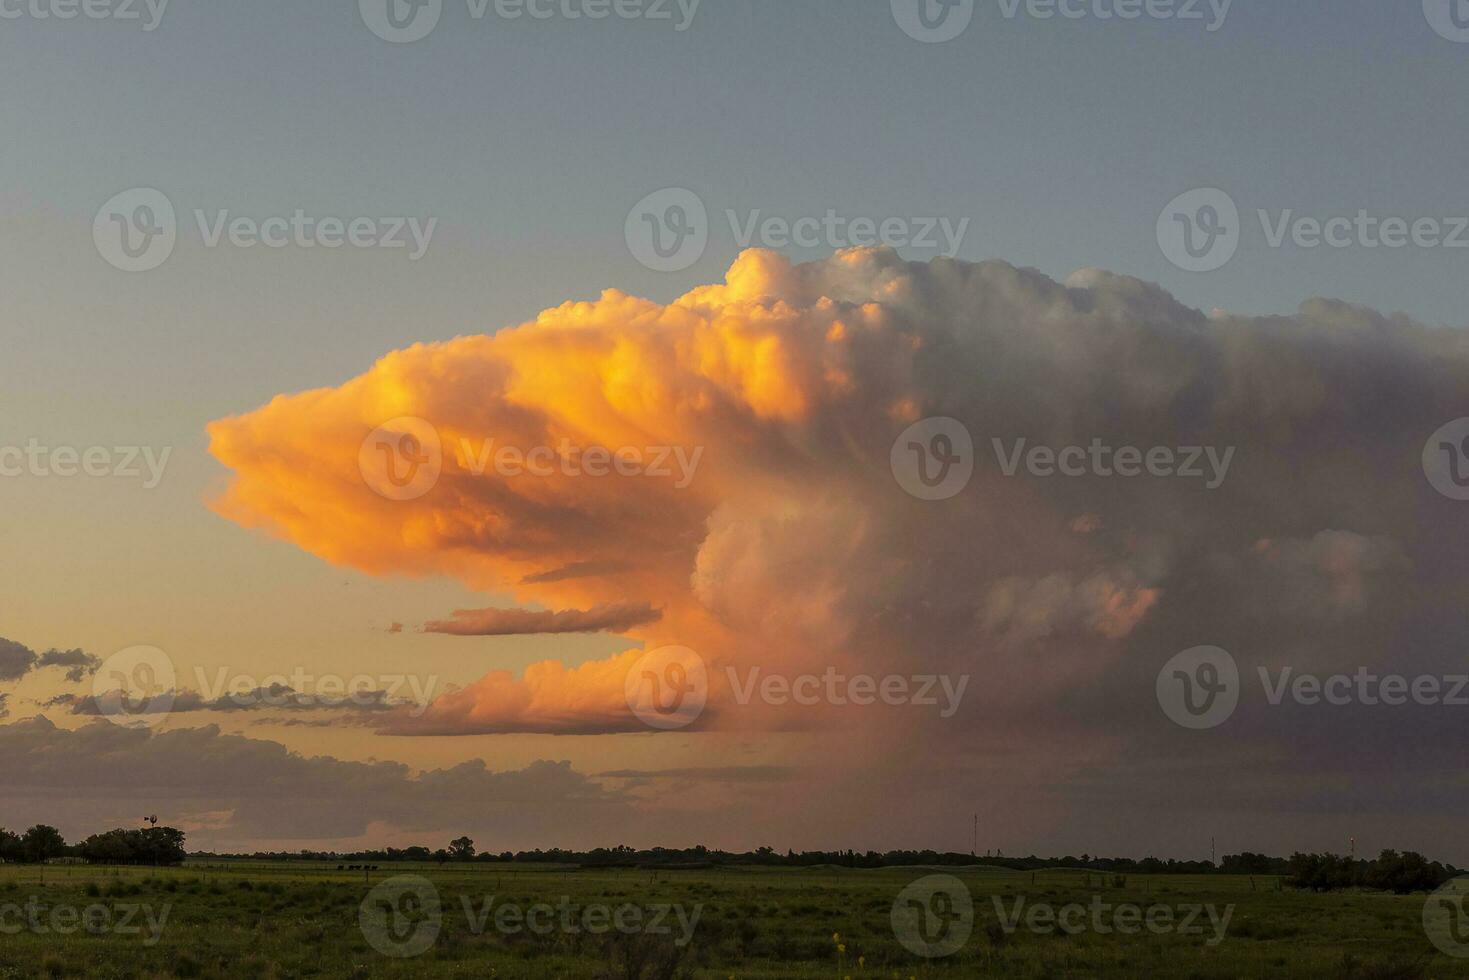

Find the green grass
[[0, 862, 1462, 978]]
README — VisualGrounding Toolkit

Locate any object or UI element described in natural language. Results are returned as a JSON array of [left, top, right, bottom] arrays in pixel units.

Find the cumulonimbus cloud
[[207, 248, 1469, 754]]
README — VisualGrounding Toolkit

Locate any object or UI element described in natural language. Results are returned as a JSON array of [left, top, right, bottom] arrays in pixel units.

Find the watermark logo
[[460, 895, 702, 946], [1162, 188, 1469, 272], [1259, 667, 1469, 708], [0, 898, 171, 945], [360, 0, 442, 42], [1156, 646, 1239, 730], [1424, 418, 1469, 501], [360, 876, 443, 958], [993, 437, 1233, 488], [1425, 876, 1469, 957], [891, 875, 973, 958], [359, 418, 443, 502], [728, 209, 967, 258], [627, 189, 969, 271], [0, 0, 169, 30], [726, 667, 968, 718], [91, 645, 176, 729], [625, 645, 708, 730], [891, 0, 975, 42], [993, 895, 1232, 944], [626, 188, 708, 272], [0, 441, 171, 488], [192, 666, 439, 716], [96, 189, 435, 271], [453, 437, 703, 488], [1424, 0, 1469, 43], [997, 0, 1230, 29], [94, 188, 176, 273], [362, 0, 698, 40], [1157, 188, 1239, 273], [891, 417, 974, 501]]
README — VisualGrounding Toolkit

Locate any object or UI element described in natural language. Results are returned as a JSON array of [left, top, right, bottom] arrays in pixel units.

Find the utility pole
[[972, 814, 978, 858], [1210, 837, 1216, 867]]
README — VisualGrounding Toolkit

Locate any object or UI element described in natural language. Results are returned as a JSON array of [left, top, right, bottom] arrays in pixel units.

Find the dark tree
[[21, 825, 66, 864]]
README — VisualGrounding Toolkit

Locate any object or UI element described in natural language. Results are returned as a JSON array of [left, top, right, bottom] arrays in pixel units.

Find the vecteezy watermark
[[725, 667, 969, 718], [624, 188, 970, 273], [1157, 646, 1240, 730], [460, 895, 702, 947], [625, 646, 708, 730], [891, 0, 1230, 43], [358, 876, 702, 958], [1258, 667, 1469, 709], [1158, 646, 1469, 730], [190, 666, 439, 717], [1423, 418, 1469, 501], [993, 895, 1234, 945], [1423, 0, 1469, 43], [1424, 876, 1469, 957], [360, 877, 442, 958], [991, 438, 1234, 488], [91, 646, 177, 730], [891, 0, 976, 42], [359, 418, 444, 502], [359, 0, 700, 44], [1159, 187, 1469, 273], [625, 188, 708, 273], [1156, 188, 1239, 273], [0, 898, 171, 946], [891, 875, 974, 958], [0, 440, 171, 488], [93, 188, 436, 272], [359, 417, 704, 502], [88, 647, 436, 727], [454, 438, 702, 488], [726, 210, 969, 260], [892, 418, 1234, 501], [0, 0, 168, 30], [891, 417, 975, 501]]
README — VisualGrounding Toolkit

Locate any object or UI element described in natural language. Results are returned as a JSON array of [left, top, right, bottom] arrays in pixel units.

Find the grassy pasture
[[0, 861, 1462, 978]]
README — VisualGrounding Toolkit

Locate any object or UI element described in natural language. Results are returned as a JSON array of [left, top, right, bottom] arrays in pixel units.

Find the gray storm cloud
[[190, 248, 1469, 856]]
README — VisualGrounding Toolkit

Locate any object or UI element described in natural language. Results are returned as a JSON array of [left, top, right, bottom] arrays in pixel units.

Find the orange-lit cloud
[[208, 247, 1467, 749], [423, 601, 661, 637]]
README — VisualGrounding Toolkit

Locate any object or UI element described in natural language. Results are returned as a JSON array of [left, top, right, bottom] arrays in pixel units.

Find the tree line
[[185, 840, 1464, 891], [0, 825, 187, 866]]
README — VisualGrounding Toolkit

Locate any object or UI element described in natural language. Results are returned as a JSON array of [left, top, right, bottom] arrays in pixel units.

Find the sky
[[4, 0, 1469, 860]]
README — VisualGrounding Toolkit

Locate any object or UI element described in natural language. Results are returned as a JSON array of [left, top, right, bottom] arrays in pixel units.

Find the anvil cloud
[[204, 249, 1469, 856]]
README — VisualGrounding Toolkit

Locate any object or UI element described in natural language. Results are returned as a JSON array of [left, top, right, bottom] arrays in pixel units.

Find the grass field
[[0, 861, 1464, 978]]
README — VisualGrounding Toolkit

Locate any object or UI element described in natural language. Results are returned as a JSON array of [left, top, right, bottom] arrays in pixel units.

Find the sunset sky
[[4, 1, 1469, 861]]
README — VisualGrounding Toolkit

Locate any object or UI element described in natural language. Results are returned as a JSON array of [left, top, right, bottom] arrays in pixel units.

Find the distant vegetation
[[188, 840, 1463, 892], [9, 827, 1455, 893], [0, 824, 186, 865]]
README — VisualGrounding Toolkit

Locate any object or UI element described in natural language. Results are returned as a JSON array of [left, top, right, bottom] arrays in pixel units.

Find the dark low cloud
[[46, 684, 415, 719], [0, 638, 36, 682], [0, 717, 634, 850], [0, 638, 101, 684], [36, 648, 102, 683], [521, 561, 630, 585], [423, 601, 661, 637]]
